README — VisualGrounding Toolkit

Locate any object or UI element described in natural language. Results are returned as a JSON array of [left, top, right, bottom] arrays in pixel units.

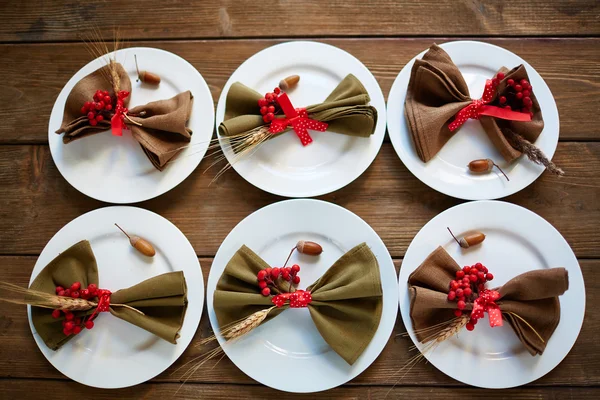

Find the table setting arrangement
[[0, 13, 595, 398]]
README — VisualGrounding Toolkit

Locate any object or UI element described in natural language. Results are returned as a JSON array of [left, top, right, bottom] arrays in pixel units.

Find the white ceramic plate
[[207, 199, 398, 392], [27, 206, 203, 388], [215, 41, 386, 198], [398, 201, 584, 388], [387, 41, 559, 200], [49, 47, 215, 203]]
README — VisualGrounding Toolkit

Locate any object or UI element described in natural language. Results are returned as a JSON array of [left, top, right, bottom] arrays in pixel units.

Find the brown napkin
[[408, 246, 568, 355], [29, 240, 188, 351], [218, 74, 378, 149], [213, 243, 383, 365], [55, 63, 193, 170], [405, 44, 544, 163]]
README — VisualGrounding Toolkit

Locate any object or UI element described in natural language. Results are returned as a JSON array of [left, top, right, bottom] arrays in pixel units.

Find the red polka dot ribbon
[[269, 93, 328, 146], [448, 79, 532, 132], [271, 290, 312, 308], [470, 289, 503, 328], [88, 289, 112, 320]]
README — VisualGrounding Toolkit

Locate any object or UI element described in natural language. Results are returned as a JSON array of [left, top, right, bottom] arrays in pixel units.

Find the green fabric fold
[[218, 74, 378, 147], [29, 240, 188, 350], [213, 243, 383, 365]]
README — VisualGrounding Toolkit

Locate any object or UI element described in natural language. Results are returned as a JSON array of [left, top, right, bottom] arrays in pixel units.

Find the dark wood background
[[0, 1, 599, 398]]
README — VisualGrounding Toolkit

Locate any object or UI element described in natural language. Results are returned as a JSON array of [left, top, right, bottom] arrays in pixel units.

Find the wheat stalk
[[223, 307, 273, 340], [504, 129, 565, 176]]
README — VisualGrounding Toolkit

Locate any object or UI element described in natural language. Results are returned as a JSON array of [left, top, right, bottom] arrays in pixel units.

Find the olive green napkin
[[55, 63, 193, 170], [213, 243, 383, 365], [408, 246, 568, 355], [405, 44, 544, 163], [218, 74, 378, 147], [29, 240, 188, 351]]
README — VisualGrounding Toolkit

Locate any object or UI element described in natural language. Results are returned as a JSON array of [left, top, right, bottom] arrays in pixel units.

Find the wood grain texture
[[0, 142, 598, 258], [0, 257, 598, 386], [1, 38, 598, 144], [0, 0, 598, 42]]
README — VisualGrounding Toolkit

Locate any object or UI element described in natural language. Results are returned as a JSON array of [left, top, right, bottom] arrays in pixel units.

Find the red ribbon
[[88, 289, 112, 320], [470, 289, 503, 328], [271, 290, 312, 308], [110, 91, 131, 136], [448, 80, 531, 132], [269, 93, 328, 146]]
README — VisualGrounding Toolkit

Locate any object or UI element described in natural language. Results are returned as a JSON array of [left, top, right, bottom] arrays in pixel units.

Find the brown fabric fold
[[405, 44, 544, 163], [55, 63, 193, 170], [408, 246, 568, 355], [29, 240, 188, 350], [213, 243, 383, 365]]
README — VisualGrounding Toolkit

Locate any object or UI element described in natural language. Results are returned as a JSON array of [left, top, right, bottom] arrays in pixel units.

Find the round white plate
[[49, 47, 215, 204], [215, 41, 386, 198], [398, 201, 584, 388], [28, 206, 204, 388], [207, 199, 398, 392], [387, 41, 559, 200]]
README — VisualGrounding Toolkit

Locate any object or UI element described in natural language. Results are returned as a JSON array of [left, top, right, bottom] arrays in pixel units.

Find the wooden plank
[[0, 381, 598, 400], [0, 1, 598, 42], [0, 38, 598, 144], [0, 256, 598, 386], [0, 142, 598, 258]]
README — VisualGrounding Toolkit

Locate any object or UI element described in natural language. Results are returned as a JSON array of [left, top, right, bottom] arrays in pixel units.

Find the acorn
[[279, 75, 300, 91], [296, 240, 323, 255], [115, 223, 156, 257], [468, 159, 509, 181], [447, 227, 485, 249], [134, 55, 161, 85]]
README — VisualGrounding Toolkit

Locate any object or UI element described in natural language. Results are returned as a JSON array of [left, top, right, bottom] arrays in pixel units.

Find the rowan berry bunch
[[495, 72, 535, 117], [81, 89, 130, 126], [256, 264, 301, 297], [257, 86, 282, 123], [447, 262, 494, 331], [52, 281, 108, 336]]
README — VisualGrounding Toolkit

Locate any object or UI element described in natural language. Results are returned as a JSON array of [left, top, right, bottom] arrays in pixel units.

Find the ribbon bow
[[407, 246, 568, 355], [27, 240, 188, 351], [448, 79, 532, 132], [213, 242, 383, 365], [269, 93, 329, 146]]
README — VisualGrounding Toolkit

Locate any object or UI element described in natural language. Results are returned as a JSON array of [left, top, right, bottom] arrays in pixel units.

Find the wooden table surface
[[0, 1, 599, 398]]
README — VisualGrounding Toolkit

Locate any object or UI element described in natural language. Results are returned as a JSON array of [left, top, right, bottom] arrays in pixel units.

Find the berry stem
[[115, 223, 130, 239], [134, 54, 141, 82], [447, 227, 461, 246], [282, 247, 296, 269], [492, 163, 510, 181]]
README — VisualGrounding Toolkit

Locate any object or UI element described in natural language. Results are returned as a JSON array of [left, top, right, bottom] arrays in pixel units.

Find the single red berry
[[71, 290, 80, 298], [261, 287, 271, 296], [457, 296, 465, 302], [257, 270, 267, 281], [64, 321, 74, 330], [58, 290, 66, 297], [293, 276, 300, 284], [450, 280, 459, 290], [453, 309, 463, 317], [499, 96, 507, 104], [496, 72, 505, 80], [73, 325, 82, 335], [486, 273, 494, 281], [462, 277, 470, 284], [258, 99, 268, 107], [475, 263, 482, 269], [81, 289, 89, 298], [515, 92, 523, 100], [106, 104, 113, 111], [63, 289, 71, 296], [264, 267, 272, 275], [263, 113, 274, 123], [103, 95, 111, 103], [96, 115, 104, 122], [463, 287, 472, 296], [271, 267, 280, 279], [71, 282, 81, 291], [85, 320, 94, 329], [260, 106, 268, 115], [457, 300, 466, 310], [477, 272, 485, 281], [81, 106, 87, 114], [504, 105, 512, 110], [51, 309, 61, 319], [291, 264, 300, 273], [90, 119, 98, 126], [87, 284, 97, 294], [455, 270, 465, 279], [507, 79, 515, 86], [523, 97, 532, 106], [520, 79, 528, 87], [55, 286, 64, 294], [465, 323, 475, 331], [258, 280, 268, 289], [447, 290, 456, 301], [515, 84, 523, 92], [274, 87, 281, 94], [267, 105, 275, 113], [265, 93, 274, 102], [491, 78, 499, 86], [455, 288, 463, 297], [469, 274, 478, 282], [87, 112, 95, 120], [63, 327, 72, 336], [463, 266, 471, 274], [523, 90, 531, 97], [65, 312, 74, 321], [282, 272, 291, 281]]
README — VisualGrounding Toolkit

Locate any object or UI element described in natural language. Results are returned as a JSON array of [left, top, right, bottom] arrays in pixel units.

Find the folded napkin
[[56, 62, 194, 170], [405, 44, 544, 163], [213, 243, 383, 365], [218, 74, 378, 148], [408, 246, 568, 355], [30, 240, 188, 350]]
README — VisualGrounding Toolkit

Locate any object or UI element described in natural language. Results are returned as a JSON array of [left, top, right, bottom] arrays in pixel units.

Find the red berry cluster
[[81, 89, 130, 126], [52, 282, 106, 336], [447, 263, 494, 331], [497, 74, 534, 117], [256, 264, 301, 297], [257, 87, 281, 123]]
